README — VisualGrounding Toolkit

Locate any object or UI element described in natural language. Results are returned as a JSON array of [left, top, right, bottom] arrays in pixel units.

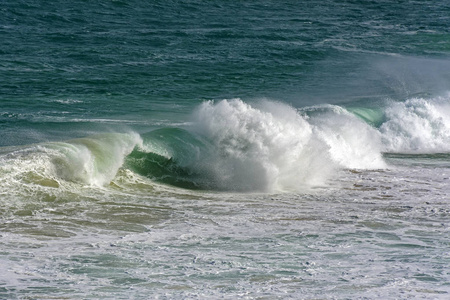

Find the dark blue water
[[1, 1, 449, 298], [2, 0, 450, 145]]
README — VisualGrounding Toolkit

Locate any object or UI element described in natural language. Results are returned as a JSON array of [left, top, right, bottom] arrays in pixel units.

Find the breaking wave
[[380, 96, 450, 153], [127, 99, 385, 191], [1, 96, 449, 193], [0, 133, 141, 197]]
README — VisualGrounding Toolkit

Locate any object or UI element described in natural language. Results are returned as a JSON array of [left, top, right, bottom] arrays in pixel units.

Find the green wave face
[[125, 128, 213, 190], [346, 107, 386, 128]]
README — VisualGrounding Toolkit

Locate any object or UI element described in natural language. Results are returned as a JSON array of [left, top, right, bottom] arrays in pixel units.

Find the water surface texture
[[1, 1, 449, 298]]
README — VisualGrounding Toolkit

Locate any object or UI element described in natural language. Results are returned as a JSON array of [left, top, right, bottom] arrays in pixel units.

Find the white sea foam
[[381, 96, 450, 153], [191, 99, 385, 191], [0, 133, 141, 194], [192, 99, 329, 191], [47, 132, 142, 186], [50, 98, 84, 104], [308, 105, 386, 169]]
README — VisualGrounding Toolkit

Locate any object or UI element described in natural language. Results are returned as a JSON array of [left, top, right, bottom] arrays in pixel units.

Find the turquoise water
[[1, 1, 450, 298]]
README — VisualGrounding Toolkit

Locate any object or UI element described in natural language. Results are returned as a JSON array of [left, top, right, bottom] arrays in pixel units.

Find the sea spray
[[186, 99, 386, 191], [191, 99, 334, 191], [380, 96, 450, 153], [307, 105, 386, 169]]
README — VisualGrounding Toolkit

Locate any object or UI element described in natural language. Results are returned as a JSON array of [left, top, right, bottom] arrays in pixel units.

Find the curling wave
[[127, 99, 385, 191], [2, 96, 449, 193], [0, 132, 141, 196]]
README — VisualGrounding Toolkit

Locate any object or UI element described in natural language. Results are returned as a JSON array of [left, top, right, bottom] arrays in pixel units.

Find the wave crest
[[161, 98, 385, 191], [192, 99, 330, 191], [381, 96, 450, 153], [0, 133, 141, 193]]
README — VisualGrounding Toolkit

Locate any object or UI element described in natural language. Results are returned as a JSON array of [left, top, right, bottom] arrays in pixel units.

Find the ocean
[[1, 0, 449, 298]]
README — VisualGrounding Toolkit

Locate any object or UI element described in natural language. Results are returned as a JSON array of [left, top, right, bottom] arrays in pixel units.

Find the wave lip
[[0, 132, 141, 196], [125, 128, 211, 190], [47, 132, 142, 186]]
